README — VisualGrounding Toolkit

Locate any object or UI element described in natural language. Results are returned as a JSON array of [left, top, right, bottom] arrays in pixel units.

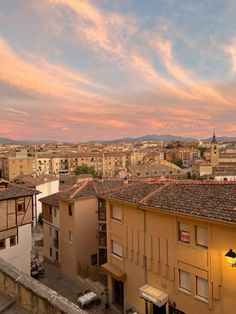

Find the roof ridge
[[140, 183, 170, 204], [92, 180, 98, 194], [70, 181, 88, 199]]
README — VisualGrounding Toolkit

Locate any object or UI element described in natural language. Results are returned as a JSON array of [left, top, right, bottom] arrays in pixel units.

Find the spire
[[212, 130, 217, 143]]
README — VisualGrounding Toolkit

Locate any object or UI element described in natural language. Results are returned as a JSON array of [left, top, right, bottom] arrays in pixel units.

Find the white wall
[[36, 179, 59, 219], [0, 224, 32, 274], [215, 175, 236, 181]]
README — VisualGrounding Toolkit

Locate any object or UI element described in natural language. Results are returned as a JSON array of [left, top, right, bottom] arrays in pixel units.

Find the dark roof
[[212, 131, 217, 143], [102, 181, 236, 224], [0, 184, 39, 201], [39, 192, 61, 208]]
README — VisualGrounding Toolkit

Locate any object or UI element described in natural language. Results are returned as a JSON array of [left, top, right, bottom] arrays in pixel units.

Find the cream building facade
[[101, 181, 236, 314]]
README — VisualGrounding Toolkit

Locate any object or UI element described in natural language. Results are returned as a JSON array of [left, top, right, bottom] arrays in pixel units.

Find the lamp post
[[225, 249, 236, 267]]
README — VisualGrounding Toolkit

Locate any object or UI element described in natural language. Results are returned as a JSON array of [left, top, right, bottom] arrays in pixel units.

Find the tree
[[199, 147, 207, 159], [73, 164, 96, 176], [172, 159, 183, 168]]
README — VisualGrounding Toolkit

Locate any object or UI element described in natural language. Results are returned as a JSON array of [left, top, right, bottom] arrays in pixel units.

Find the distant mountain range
[[88, 134, 236, 144], [0, 138, 58, 145], [1, 134, 236, 145]]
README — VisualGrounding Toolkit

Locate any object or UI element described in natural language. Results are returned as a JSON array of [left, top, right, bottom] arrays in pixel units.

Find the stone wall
[[0, 257, 86, 314]]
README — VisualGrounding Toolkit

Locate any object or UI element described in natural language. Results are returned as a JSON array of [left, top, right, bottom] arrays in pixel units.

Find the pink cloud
[[0, 37, 107, 102]]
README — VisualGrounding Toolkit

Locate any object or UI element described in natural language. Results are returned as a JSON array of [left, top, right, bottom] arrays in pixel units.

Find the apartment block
[[1, 156, 34, 181], [40, 192, 61, 264], [100, 181, 236, 314]]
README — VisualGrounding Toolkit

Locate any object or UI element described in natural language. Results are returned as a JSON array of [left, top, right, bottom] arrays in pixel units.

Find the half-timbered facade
[[0, 179, 38, 274]]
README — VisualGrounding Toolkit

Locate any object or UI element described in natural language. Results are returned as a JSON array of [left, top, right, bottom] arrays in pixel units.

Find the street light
[[225, 249, 236, 267]]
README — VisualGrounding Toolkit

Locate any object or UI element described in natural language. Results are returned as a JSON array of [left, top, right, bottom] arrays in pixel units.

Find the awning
[[101, 263, 126, 281], [139, 284, 168, 307]]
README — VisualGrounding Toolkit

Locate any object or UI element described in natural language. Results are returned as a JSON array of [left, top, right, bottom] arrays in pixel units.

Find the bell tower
[[210, 131, 219, 166]]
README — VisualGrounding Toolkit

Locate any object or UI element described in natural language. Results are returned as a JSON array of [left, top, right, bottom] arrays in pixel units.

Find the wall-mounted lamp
[[225, 249, 236, 267]]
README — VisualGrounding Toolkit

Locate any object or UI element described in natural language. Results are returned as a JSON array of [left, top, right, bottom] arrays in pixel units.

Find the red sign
[[179, 230, 190, 242]]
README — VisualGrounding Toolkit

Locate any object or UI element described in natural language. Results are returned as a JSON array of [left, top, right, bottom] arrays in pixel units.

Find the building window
[[91, 253, 98, 265], [196, 226, 208, 248], [49, 227, 52, 236], [54, 208, 57, 218], [56, 251, 59, 261], [0, 239, 5, 250], [49, 207, 52, 216], [196, 277, 208, 300], [111, 240, 123, 258], [179, 270, 191, 292], [50, 247, 52, 257], [68, 204, 72, 216], [69, 231, 73, 243], [111, 205, 122, 222], [178, 222, 190, 243], [16, 198, 25, 212], [10, 236, 16, 247], [98, 199, 106, 221]]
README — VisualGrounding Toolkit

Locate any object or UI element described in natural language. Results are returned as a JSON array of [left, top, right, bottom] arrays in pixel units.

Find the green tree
[[172, 159, 183, 168], [199, 147, 207, 159], [73, 164, 96, 176]]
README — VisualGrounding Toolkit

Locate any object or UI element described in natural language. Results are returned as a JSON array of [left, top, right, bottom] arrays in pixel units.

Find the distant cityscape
[[1, 133, 236, 313], [1, 0, 236, 313]]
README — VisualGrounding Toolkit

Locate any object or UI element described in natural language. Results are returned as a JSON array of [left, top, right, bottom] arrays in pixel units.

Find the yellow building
[[101, 181, 236, 314], [1, 155, 34, 181]]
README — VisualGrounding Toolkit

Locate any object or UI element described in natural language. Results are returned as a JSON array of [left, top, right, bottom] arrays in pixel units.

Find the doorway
[[112, 279, 124, 310]]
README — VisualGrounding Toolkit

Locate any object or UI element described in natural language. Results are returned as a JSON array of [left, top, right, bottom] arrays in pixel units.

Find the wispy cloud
[[225, 39, 236, 75], [0, 36, 107, 101]]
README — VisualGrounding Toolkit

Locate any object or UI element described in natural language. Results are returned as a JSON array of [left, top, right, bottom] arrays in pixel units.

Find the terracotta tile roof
[[59, 179, 124, 200], [0, 183, 39, 201], [12, 175, 58, 188], [102, 182, 166, 204], [39, 192, 61, 208], [102, 181, 236, 224]]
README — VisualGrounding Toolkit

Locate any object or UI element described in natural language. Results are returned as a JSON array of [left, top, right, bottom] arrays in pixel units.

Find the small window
[[56, 251, 59, 261], [179, 270, 191, 292], [16, 198, 25, 212], [10, 236, 16, 247], [68, 204, 72, 216], [54, 208, 57, 218], [91, 253, 98, 265], [179, 222, 190, 243], [111, 205, 122, 221], [50, 247, 52, 257], [111, 240, 123, 258], [69, 231, 73, 243], [196, 226, 208, 248], [49, 207, 52, 216], [49, 227, 52, 236], [196, 277, 208, 300], [0, 239, 6, 250]]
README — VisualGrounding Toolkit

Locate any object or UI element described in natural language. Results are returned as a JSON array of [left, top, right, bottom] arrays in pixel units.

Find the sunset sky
[[1, 0, 236, 141]]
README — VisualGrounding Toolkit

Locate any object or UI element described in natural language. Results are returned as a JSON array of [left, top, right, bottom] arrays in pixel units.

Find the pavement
[[33, 226, 118, 313]]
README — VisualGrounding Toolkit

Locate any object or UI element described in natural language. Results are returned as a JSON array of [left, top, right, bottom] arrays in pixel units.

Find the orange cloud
[[0, 37, 107, 102]]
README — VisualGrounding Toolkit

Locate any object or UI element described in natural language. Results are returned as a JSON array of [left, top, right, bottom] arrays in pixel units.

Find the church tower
[[210, 131, 219, 166]]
